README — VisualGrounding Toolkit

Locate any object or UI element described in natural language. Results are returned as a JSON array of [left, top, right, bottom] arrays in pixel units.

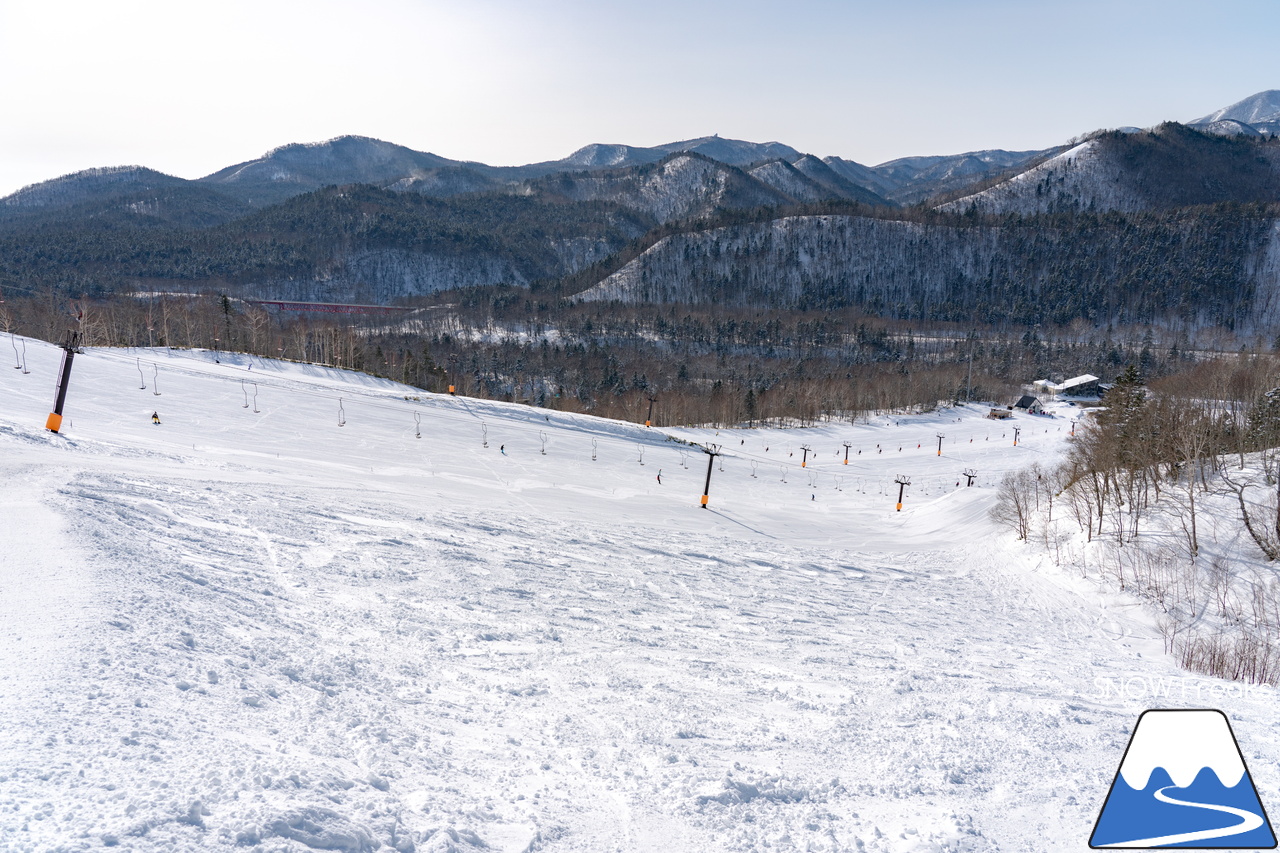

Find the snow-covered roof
[[1058, 374, 1099, 391]]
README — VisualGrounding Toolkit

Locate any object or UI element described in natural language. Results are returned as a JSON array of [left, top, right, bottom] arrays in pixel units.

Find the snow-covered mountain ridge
[[1191, 89, 1280, 135], [938, 124, 1280, 215], [518, 153, 793, 225], [5, 90, 1280, 316], [5, 90, 1277, 219], [0, 132, 1045, 219]]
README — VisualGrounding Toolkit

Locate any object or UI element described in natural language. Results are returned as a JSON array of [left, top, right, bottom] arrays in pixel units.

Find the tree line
[[994, 356, 1280, 686], [1, 288, 1210, 429]]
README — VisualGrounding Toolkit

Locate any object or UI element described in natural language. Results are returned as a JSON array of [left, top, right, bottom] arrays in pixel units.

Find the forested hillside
[[517, 153, 798, 224], [574, 207, 1279, 330], [4, 119, 1280, 341], [0, 186, 654, 300], [941, 125, 1280, 215], [0, 166, 254, 229], [871, 148, 1057, 204]]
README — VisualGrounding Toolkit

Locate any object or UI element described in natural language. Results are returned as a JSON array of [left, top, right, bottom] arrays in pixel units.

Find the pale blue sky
[[0, 0, 1276, 196]]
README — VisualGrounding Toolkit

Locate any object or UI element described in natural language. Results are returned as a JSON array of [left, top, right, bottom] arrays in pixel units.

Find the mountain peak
[[2, 165, 181, 209], [201, 136, 458, 189], [650, 136, 802, 167], [1192, 89, 1280, 126], [560, 143, 663, 169]]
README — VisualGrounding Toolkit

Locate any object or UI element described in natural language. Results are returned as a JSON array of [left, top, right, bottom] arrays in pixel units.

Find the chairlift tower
[[894, 474, 911, 512], [700, 443, 722, 508], [45, 330, 83, 433]]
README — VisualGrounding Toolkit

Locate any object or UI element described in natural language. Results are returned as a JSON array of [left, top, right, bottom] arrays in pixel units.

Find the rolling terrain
[[4, 336, 1277, 851]]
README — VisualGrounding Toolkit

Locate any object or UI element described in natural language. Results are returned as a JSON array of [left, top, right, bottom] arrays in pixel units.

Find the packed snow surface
[[3, 337, 1280, 852]]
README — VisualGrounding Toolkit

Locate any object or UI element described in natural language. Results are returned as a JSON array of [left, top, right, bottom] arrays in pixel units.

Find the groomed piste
[[2, 336, 1279, 852]]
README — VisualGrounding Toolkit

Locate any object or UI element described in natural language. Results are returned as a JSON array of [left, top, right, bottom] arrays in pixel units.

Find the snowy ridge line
[[89, 345, 454, 406], [82, 343, 1016, 476], [66, 343, 832, 479], [83, 345, 681, 454]]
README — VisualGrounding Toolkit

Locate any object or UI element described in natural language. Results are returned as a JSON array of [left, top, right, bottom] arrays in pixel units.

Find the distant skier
[[151, 412, 161, 425], [500, 444, 506, 455], [656, 469, 662, 485]]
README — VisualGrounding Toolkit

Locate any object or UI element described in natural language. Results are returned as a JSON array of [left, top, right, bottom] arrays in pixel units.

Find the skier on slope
[[151, 412, 161, 425], [656, 469, 662, 485]]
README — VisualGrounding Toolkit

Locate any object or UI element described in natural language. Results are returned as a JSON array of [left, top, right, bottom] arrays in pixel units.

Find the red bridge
[[245, 300, 413, 315]]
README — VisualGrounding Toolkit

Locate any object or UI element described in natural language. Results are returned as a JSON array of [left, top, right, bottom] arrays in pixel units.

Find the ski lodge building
[[1032, 373, 1101, 399]]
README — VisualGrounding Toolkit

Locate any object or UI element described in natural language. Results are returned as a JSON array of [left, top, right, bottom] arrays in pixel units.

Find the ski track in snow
[[2, 337, 1279, 852]]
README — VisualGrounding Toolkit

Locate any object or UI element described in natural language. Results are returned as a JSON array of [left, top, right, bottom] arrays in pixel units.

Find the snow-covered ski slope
[[2, 337, 1278, 853]]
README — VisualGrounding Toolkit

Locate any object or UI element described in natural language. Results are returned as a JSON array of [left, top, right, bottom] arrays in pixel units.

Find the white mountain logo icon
[[1091, 709, 1276, 848]]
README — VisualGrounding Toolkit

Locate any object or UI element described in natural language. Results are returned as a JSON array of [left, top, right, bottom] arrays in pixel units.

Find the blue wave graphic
[[1092, 766, 1276, 848]]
